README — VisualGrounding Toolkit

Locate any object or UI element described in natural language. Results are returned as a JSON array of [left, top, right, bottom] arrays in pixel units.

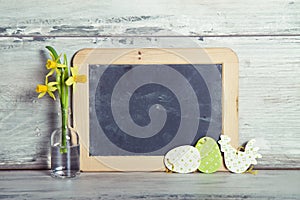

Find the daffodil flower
[[46, 53, 67, 78], [36, 81, 58, 100], [65, 66, 87, 91], [37, 46, 87, 155]]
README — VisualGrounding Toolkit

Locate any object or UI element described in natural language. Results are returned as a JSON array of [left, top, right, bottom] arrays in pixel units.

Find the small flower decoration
[[65, 66, 87, 91], [36, 81, 58, 100], [36, 47, 86, 101], [46, 54, 67, 78], [35, 46, 87, 153]]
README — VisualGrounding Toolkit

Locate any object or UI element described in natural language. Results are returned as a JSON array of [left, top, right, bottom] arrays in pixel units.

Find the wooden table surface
[[0, 170, 299, 200]]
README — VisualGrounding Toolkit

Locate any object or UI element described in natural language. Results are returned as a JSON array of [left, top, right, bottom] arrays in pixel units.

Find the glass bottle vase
[[50, 127, 80, 178]]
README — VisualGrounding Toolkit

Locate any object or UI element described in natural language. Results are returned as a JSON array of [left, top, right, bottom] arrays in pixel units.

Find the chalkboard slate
[[89, 64, 221, 156], [73, 48, 239, 171]]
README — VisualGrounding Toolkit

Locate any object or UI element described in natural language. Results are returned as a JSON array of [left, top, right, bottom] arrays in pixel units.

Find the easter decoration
[[35, 46, 87, 178], [164, 145, 201, 173], [195, 137, 222, 173], [164, 135, 262, 174], [218, 135, 262, 174]]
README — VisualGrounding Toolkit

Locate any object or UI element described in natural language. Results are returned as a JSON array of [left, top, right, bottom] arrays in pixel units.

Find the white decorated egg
[[164, 145, 201, 173]]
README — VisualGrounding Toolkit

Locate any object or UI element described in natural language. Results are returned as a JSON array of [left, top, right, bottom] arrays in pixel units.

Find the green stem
[[56, 71, 61, 96], [60, 105, 68, 153], [60, 67, 69, 154]]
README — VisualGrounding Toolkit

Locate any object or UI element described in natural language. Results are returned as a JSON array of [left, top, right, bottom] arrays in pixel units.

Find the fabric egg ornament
[[195, 137, 222, 173], [164, 145, 201, 173]]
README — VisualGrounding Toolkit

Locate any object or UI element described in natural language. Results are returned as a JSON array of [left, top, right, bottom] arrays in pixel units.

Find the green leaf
[[63, 54, 69, 78], [46, 46, 61, 64], [63, 54, 67, 66]]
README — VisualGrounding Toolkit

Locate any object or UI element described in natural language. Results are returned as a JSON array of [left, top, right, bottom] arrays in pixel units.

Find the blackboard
[[89, 64, 221, 156], [73, 48, 239, 171]]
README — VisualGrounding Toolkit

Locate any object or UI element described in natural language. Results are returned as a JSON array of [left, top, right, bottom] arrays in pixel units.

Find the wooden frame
[[73, 48, 239, 171]]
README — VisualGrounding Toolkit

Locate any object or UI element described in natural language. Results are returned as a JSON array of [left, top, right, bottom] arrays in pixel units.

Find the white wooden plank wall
[[0, 0, 299, 169]]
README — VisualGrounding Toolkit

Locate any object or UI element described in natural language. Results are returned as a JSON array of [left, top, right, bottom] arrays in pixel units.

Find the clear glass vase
[[50, 127, 80, 178]]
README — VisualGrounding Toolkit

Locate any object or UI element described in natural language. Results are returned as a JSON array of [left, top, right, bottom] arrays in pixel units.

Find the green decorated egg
[[195, 137, 222, 173]]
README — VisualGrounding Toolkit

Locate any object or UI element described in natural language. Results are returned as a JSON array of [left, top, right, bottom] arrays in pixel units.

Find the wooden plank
[[0, 170, 299, 199], [0, 0, 299, 36], [0, 36, 299, 169]]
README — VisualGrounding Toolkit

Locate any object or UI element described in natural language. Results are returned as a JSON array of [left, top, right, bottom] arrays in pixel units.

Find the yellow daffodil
[[36, 81, 58, 100], [46, 54, 67, 78], [65, 66, 87, 91]]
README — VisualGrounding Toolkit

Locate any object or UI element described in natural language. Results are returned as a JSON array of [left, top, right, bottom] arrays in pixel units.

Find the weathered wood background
[[0, 0, 299, 169]]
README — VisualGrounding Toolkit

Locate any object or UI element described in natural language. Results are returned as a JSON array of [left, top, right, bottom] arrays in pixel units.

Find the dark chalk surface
[[89, 64, 222, 156]]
